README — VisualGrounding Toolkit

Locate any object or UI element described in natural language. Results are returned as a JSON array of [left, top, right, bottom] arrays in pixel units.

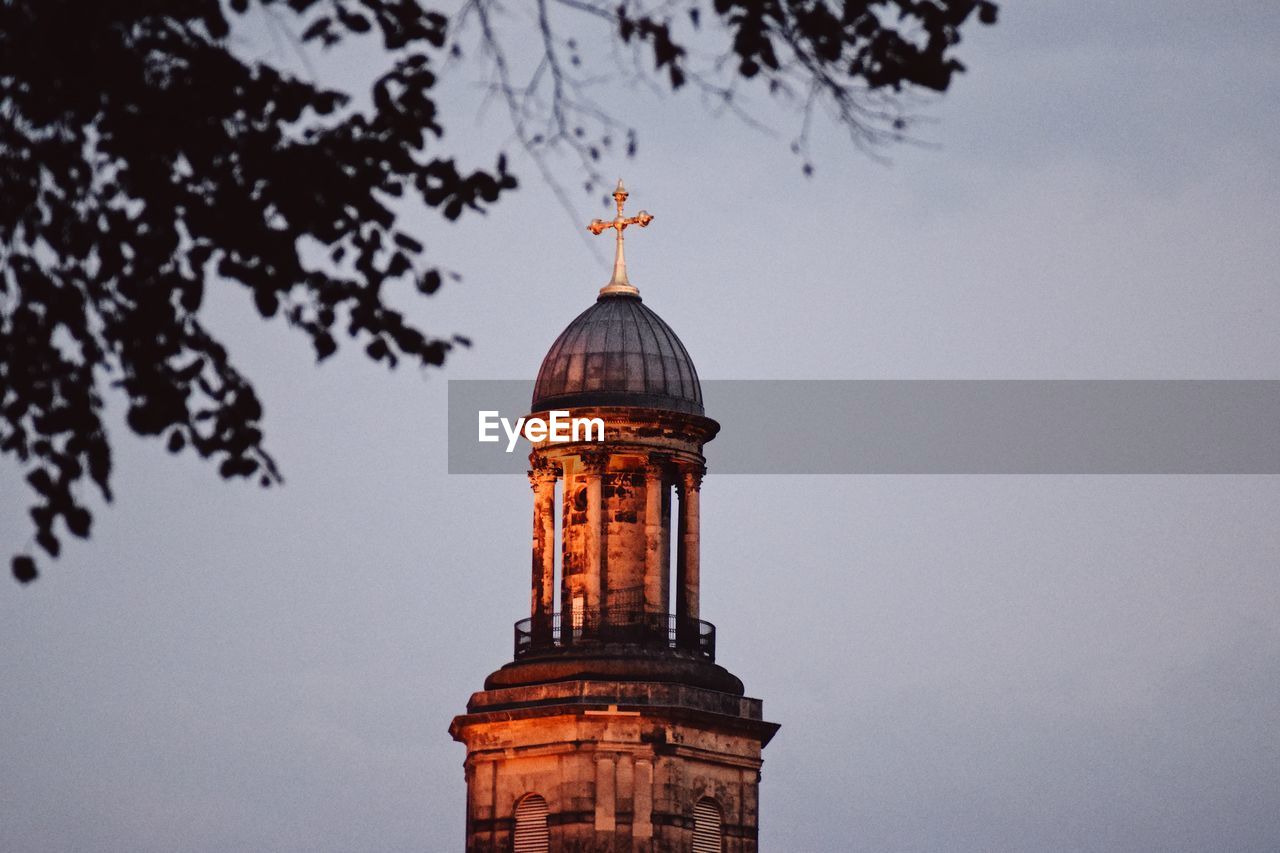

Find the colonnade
[[528, 455, 703, 629]]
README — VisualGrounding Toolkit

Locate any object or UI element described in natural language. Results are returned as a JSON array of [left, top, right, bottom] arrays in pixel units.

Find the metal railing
[[514, 607, 716, 661]]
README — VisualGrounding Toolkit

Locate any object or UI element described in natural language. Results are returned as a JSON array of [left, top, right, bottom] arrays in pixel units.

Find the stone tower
[[450, 182, 778, 852]]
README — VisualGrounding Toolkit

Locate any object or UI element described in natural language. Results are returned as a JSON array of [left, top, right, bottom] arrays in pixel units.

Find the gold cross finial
[[588, 178, 653, 298]]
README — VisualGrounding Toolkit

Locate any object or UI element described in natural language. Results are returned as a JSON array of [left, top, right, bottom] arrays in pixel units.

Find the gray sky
[[3, 1, 1279, 851]]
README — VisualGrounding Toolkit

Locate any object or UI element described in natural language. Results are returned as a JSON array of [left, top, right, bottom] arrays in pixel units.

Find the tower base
[[450, 678, 779, 852]]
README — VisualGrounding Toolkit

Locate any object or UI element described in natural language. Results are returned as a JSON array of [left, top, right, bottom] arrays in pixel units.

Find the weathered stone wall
[[457, 702, 769, 853]]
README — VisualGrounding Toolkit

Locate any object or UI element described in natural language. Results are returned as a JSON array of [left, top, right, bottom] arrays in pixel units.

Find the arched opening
[[692, 797, 723, 853], [513, 793, 549, 853]]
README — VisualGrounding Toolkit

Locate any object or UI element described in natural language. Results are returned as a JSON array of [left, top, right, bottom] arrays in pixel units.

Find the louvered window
[[513, 794, 549, 853], [692, 797, 722, 853]]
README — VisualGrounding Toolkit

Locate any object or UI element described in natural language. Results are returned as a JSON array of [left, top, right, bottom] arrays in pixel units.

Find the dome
[[532, 293, 703, 415]]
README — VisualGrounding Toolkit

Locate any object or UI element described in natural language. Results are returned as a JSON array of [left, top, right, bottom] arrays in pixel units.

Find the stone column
[[529, 465, 558, 641], [581, 453, 606, 625], [616, 754, 634, 833], [594, 754, 616, 832], [675, 466, 703, 646], [643, 458, 668, 623], [633, 758, 654, 839], [660, 473, 671, 612]]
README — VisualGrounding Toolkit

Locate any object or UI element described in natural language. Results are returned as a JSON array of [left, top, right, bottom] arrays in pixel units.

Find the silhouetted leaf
[[12, 556, 38, 584], [36, 529, 60, 558], [314, 333, 338, 361], [26, 469, 55, 497], [418, 270, 442, 294], [66, 508, 92, 538]]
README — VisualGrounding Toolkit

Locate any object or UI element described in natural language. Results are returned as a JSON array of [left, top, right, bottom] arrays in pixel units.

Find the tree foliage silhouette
[[1, 0, 995, 583], [459, 0, 998, 183]]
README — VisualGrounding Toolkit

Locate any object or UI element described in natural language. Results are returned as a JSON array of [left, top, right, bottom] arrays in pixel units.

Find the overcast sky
[[3, 1, 1279, 851]]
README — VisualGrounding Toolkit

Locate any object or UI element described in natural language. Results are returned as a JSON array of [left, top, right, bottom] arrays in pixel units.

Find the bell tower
[[450, 182, 778, 852]]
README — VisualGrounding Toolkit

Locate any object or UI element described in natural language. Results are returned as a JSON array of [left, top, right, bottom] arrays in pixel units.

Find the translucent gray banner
[[447, 380, 1280, 474]]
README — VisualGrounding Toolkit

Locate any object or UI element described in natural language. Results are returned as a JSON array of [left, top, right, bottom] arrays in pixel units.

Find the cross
[[588, 179, 653, 297]]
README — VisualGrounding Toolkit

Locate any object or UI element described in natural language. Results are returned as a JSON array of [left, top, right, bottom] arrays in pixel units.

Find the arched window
[[513, 793, 549, 853], [692, 797, 723, 853]]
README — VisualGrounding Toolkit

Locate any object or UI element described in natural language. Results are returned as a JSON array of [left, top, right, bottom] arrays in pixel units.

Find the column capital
[[677, 464, 706, 494], [527, 461, 559, 490], [644, 453, 672, 478], [579, 450, 608, 474]]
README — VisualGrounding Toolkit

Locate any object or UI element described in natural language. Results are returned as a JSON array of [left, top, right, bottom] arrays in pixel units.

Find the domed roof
[[532, 293, 703, 415]]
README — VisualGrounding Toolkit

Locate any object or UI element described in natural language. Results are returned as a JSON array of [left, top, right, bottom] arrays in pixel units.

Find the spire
[[587, 178, 654, 298]]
